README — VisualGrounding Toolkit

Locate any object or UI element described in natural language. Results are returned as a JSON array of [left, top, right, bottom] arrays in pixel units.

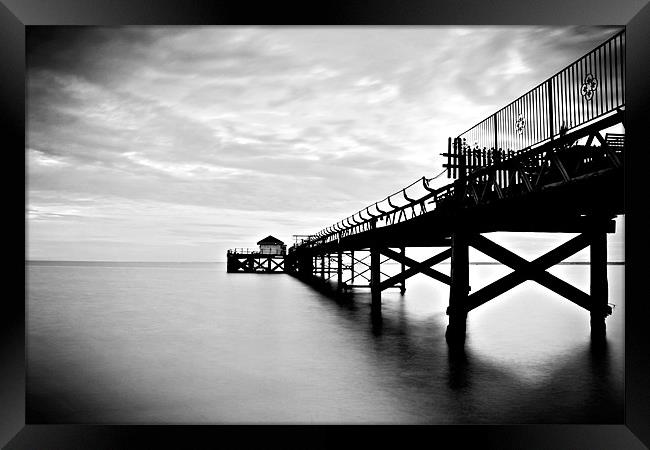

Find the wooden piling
[[447, 154, 468, 345], [446, 231, 469, 345], [371, 248, 381, 308], [321, 254, 325, 279], [337, 249, 343, 291], [590, 230, 608, 340], [328, 253, 331, 280], [400, 247, 406, 294]]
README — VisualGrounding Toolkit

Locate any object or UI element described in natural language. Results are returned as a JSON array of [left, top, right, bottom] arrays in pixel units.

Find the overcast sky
[[27, 26, 624, 262]]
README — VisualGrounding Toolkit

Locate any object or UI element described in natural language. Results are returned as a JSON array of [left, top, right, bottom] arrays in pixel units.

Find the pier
[[230, 31, 625, 345], [227, 236, 287, 273]]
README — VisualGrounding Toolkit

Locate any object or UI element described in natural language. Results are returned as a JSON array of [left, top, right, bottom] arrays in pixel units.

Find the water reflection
[[447, 345, 470, 391], [28, 264, 623, 424], [370, 307, 383, 336], [296, 271, 623, 424]]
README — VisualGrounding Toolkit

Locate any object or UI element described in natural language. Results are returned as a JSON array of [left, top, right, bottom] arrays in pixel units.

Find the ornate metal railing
[[293, 30, 625, 252], [447, 29, 624, 177]]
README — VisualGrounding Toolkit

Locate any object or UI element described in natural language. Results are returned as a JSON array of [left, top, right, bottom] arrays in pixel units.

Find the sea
[[26, 260, 624, 424]]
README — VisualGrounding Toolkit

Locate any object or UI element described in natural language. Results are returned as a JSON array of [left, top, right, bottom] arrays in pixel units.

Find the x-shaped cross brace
[[270, 258, 284, 271], [378, 247, 452, 291], [464, 233, 611, 316]]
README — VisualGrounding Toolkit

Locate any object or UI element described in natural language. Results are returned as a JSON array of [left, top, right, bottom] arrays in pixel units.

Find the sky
[[26, 26, 624, 262]]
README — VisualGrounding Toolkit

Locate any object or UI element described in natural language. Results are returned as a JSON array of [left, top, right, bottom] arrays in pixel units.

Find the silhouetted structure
[[257, 236, 287, 255], [226, 236, 286, 273], [283, 30, 625, 346]]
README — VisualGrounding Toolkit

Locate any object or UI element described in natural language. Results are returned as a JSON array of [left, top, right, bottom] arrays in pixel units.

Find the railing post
[[447, 137, 452, 179], [493, 114, 498, 152]]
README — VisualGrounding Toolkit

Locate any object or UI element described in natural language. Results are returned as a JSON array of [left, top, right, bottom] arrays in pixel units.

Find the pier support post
[[328, 253, 331, 280], [371, 247, 381, 308], [337, 249, 343, 292], [590, 230, 608, 341], [446, 232, 469, 345], [351, 251, 355, 284], [299, 253, 313, 277], [400, 247, 406, 294], [447, 154, 468, 345], [320, 254, 325, 279]]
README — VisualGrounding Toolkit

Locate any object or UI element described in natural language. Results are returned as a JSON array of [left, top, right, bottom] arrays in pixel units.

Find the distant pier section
[[226, 236, 286, 273]]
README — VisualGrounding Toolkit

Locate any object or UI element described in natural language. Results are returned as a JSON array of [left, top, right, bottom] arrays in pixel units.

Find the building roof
[[257, 235, 285, 245]]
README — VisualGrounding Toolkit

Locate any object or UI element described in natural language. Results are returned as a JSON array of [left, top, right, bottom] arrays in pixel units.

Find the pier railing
[[447, 29, 624, 177], [293, 30, 625, 252], [228, 248, 286, 255], [228, 248, 260, 255], [294, 124, 623, 250]]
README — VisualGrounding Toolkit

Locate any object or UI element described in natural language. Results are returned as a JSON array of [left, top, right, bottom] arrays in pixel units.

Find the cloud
[[26, 26, 623, 261]]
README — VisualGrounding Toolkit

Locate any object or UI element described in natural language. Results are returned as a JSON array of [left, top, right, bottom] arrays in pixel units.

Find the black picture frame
[[3, 0, 649, 448]]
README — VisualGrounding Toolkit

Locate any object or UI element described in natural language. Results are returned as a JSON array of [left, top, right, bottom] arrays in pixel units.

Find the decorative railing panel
[[453, 29, 624, 175]]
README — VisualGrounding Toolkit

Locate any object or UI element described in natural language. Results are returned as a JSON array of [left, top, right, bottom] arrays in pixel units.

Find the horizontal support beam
[[346, 284, 402, 289]]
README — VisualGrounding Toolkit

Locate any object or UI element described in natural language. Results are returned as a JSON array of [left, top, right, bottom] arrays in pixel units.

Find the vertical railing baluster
[[621, 32, 625, 103], [607, 41, 615, 108], [548, 79, 554, 141], [597, 45, 604, 114], [614, 34, 619, 107]]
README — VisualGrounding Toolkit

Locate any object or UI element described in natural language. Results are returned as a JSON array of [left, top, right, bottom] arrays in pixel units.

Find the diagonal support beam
[[594, 132, 622, 168], [548, 151, 571, 183], [466, 233, 608, 314], [231, 257, 245, 271], [378, 249, 452, 291], [379, 247, 452, 289], [351, 254, 372, 268]]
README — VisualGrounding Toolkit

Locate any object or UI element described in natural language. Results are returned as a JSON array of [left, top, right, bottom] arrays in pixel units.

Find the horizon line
[[26, 260, 625, 265]]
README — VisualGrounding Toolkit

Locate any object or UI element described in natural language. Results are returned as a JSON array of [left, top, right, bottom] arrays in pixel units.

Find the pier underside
[[268, 31, 625, 348], [286, 165, 621, 346], [226, 254, 285, 273]]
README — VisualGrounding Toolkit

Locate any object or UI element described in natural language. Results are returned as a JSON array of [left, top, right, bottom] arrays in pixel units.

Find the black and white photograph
[[24, 24, 628, 426]]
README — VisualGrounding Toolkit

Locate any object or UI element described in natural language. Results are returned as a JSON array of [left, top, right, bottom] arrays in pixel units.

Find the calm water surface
[[26, 261, 624, 424]]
